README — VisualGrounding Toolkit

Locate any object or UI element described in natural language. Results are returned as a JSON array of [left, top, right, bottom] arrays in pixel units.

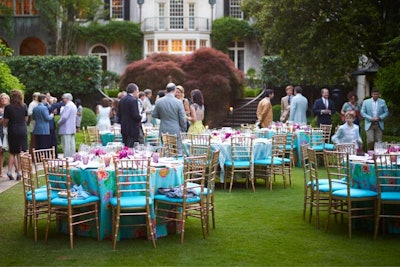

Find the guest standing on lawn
[[187, 89, 205, 134], [0, 93, 10, 176], [3, 90, 28, 180], [331, 112, 362, 151], [360, 88, 389, 150], [280, 85, 294, 123], [289, 86, 308, 124], [312, 88, 335, 126], [256, 89, 274, 128], [58, 93, 77, 157], [117, 83, 142, 147], [152, 82, 187, 153], [32, 94, 54, 150]]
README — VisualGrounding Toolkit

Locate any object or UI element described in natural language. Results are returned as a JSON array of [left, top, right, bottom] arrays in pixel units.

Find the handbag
[[2, 127, 8, 151]]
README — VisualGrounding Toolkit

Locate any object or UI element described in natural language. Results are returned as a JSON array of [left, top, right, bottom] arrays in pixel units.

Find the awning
[[351, 61, 379, 76]]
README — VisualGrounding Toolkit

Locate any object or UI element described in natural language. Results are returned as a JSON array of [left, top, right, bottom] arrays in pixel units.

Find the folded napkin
[[158, 186, 198, 198], [58, 185, 91, 199]]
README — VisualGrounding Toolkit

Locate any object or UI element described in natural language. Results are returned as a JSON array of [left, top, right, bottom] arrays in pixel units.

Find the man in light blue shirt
[[289, 86, 308, 124], [361, 89, 389, 150]]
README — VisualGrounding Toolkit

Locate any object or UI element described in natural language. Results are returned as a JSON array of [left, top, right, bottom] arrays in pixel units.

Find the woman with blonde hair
[[0, 93, 10, 175], [187, 89, 205, 134], [4, 90, 28, 180], [175, 85, 191, 131]]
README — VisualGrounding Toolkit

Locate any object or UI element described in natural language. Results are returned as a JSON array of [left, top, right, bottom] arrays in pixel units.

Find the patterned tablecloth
[[183, 138, 272, 183], [60, 162, 184, 240]]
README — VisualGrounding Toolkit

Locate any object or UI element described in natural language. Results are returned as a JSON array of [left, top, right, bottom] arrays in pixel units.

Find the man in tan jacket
[[257, 89, 274, 128], [280, 85, 294, 122]]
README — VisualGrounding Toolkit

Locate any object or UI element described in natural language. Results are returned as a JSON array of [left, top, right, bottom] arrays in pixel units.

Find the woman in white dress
[[96, 98, 112, 132]]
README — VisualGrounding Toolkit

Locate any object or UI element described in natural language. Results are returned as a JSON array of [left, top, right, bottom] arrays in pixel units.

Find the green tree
[[242, 0, 400, 86], [35, 0, 104, 55], [0, 40, 24, 94]]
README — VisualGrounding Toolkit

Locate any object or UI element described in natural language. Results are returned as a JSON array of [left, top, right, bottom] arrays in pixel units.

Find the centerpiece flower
[[90, 148, 106, 156], [118, 146, 135, 159]]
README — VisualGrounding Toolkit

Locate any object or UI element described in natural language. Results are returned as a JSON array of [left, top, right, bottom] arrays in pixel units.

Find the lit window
[[171, 40, 182, 52], [200, 40, 207, 48], [90, 45, 108, 71], [229, 0, 243, 19], [228, 41, 245, 71], [170, 0, 183, 29], [147, 40, 154, 53], [111, 0, 123, 20], [157, 40, 168, 52], [185, 40, 196, 52]]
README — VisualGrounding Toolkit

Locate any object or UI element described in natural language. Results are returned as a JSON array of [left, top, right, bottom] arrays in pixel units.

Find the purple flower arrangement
[[90, 148, 106, 156], [118, 146, 135, 159]]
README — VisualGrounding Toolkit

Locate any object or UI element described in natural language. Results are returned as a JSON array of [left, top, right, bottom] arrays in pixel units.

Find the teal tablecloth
[[60, 164, 184, 240]]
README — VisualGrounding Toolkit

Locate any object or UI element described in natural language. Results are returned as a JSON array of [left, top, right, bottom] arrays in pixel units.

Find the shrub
[[119, 48, 245, 128], [81, 107, 97, 128], [272, 104, 281, 122], [4, 56, 102, 99], [105, 89, 119, 98], [0, 61, 25, 94], [244, 87, 262, 97]]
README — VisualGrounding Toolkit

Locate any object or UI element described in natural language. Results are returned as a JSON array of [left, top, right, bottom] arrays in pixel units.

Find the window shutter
[[124, 0, 130, 20], [224, 0, 229, 17], [104, 0, 110, 20]]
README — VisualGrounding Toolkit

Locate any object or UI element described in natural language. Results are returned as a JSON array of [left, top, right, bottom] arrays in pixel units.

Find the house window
[[159, 3, 165, 29], [157, 40, 168, 52], [170, 0, 183, 29], [147, 40, 154, 53], [171, 40, 182, 52], [2, 0, 38, 16], [188, 3, 195, 30], [111, 0, 123, 20], [229, 0, 243, 19], [228, 41, 245, 71], [90, 45, 108, 71], [185, 40, 196, 52], [200, 40, 207, 48]]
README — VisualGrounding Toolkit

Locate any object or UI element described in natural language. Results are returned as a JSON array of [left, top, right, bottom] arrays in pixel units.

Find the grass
[[1, 168, 399, 266]]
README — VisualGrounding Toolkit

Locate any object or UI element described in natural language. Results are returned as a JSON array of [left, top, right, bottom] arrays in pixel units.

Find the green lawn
[[0, 167, 399, 266]]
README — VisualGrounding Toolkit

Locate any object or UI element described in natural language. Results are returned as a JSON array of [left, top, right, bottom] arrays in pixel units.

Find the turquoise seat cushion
[[380, 192, 400, 201], [26, 190, 51, 202], [224, 160, 250, 167], [27, 186, 47, 196], [50, 195, 99, 206], [154, 194, 201, 203], [318, 182, 347, 192], [333, 188, 377, 198], [254, 157, 282, 165], [311, 144, 324, 151], [110, 196, 151, 208], [324, 143, 336, 150]]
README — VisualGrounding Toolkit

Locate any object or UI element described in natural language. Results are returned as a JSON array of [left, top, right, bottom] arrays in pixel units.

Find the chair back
[[111, 126, 123, 143], [43, 158, 71, 200], [323, 150, 349, 193], [230, 136, 253, 165], [310, 128, 325, 149], [184, 155, 207, 200], [114, 158, 152, 202], [374, 153, 400, 195], [307, 147, 322, 188], [320, 124, 333, 143], [335, 143, 356, 155], [301, 144, 310, 182], [161, 133, 178, 158], [271, 133, 287, 159], [190, 134, 211, 160], [20, 152, 36, 200], [207, 150, 220, 192], [32, 146, 56, 188], [145, 127, 161, 148], [86, 126, 100, 144]]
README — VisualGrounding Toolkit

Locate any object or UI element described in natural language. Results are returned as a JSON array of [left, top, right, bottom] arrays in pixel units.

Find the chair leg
[[69, 210, 74, 249], [374, 202, 381, 240]]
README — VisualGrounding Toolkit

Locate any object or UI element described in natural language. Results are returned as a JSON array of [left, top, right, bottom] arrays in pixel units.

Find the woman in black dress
[[3, 90, 28, 180]]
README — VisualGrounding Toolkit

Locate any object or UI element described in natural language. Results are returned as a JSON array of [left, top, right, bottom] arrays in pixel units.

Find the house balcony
[[142, 17, 211, 33]]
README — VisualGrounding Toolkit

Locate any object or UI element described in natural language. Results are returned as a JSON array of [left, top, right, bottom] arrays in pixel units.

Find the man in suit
[[289, 86, 308, 124], [117, 83, 143, 147], [58, 93, 77, 157], [152, 82, 187, 153], [32, 94, 54, 150], [256, 89, 274, 128], [361, 89, 389, 150], [312, 88, 335, 126], [280, 85, 294, 123]]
